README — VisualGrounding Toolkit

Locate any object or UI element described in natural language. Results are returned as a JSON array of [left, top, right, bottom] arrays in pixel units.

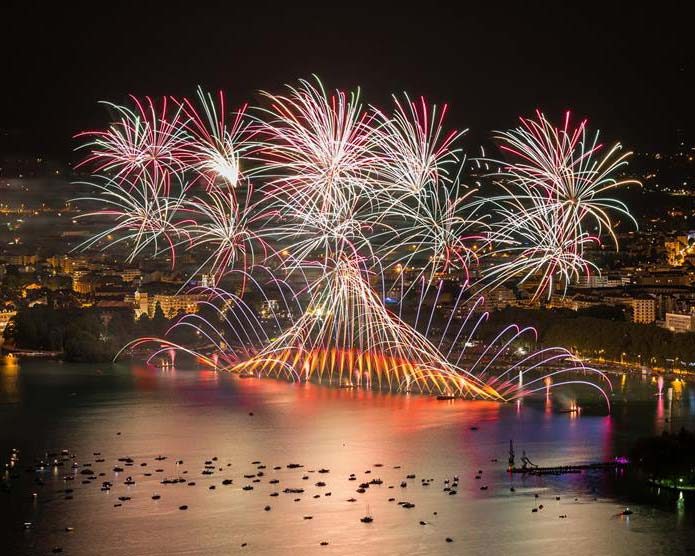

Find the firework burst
[[479, 110, 638, 299], [74, 81, 632, 410], [75, 96, 190, 192]]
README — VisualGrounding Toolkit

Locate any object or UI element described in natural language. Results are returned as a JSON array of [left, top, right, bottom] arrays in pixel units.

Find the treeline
[[3, 305, 191, 362], [631, 429, 695, 487], [480, 306, 695, 366]]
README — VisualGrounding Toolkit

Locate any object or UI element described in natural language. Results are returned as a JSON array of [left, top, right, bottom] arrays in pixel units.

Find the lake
[[1, 357, 694, 555]]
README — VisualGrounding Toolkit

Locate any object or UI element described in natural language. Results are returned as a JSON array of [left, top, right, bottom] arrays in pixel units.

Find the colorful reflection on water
[[0, 361, 694, 556]]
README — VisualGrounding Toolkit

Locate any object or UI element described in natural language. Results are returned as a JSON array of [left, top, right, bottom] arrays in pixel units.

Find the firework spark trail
[[74, 80, 632, 408], [478, 110, 638, 300], [176, 88, 256, 188], [494, 110, 637, 238], [480, 185, 600, 299], [255, 77, 386, 271], [373, 174, 488, 292], [75, 96, 191, 193], [179, 184, 276, 287], [235, 259, 502, 397], [371, 94, 464, 195], [72, 172, 190, 265]]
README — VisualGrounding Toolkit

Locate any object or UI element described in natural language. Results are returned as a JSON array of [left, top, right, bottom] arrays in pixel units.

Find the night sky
[[3, 1, 693, 159]]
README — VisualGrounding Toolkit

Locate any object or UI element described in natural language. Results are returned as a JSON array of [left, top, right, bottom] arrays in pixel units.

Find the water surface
[[1, 359, 694, 555]]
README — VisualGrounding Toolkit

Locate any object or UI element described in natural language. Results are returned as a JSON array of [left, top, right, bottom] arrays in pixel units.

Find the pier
[[507, 440, 629, 475]]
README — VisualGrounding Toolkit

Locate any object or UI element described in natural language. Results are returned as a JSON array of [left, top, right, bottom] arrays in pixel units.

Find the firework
[[180, 183, 274, 287], [74, 81, 630, 409], [372, 94, 464, 195], [73, 172, 189, 264], [479, 110, 638, 299], [492, 110, 637, 244], [75, 96, 190, 192], [481, 182, 600, 299], [255, 77, 384, 268], [176, 88, 256, 188]]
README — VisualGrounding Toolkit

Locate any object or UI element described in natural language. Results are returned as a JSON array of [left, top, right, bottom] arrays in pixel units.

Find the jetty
[[507, 440, 629, 476]]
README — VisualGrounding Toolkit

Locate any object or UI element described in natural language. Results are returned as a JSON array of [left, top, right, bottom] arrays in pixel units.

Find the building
[[132, 287, 204, 319], [664, 312, 694, 333], [47, 255, 86, 275], [480, 286, 517, 312], [574, 274, 631, 288], [121, 268, 142, 283], [151, 292, 204, 318], [0, 253, 38, 266], [635, 270, 691, 287], [71, 269, 92, 294], [630, 296, 657, 324]]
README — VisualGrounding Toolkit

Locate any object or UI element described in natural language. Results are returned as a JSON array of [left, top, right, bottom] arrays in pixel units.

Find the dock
[[507, 440, 629, 475], [509, 462, 628, 476]]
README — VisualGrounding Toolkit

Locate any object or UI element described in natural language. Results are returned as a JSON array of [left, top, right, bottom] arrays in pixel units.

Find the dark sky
[[2, 1, 693, 159]]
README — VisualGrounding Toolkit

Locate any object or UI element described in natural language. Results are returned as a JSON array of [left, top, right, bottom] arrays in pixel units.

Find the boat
[[436, 394, 456, 400], [360, 505, 374, 523]]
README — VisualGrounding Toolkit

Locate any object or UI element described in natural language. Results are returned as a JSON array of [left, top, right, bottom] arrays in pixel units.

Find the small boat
[[360, 505, 374, 523], [436, 394, 456, 400], [620, 508, 633, 516]]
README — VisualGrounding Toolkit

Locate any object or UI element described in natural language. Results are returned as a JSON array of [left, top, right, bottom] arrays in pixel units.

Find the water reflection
[[0, 354, 19, 403], [0, 361, 694, 556]]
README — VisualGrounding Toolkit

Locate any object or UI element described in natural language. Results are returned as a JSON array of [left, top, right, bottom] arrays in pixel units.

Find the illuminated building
[[480, 286, 517, 312], [630, 296, 657, 324], [664, 312, 694, 333], [133, 288, 204, 319], [120, 268, 142, 283], [575, 274, 631, 288]]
